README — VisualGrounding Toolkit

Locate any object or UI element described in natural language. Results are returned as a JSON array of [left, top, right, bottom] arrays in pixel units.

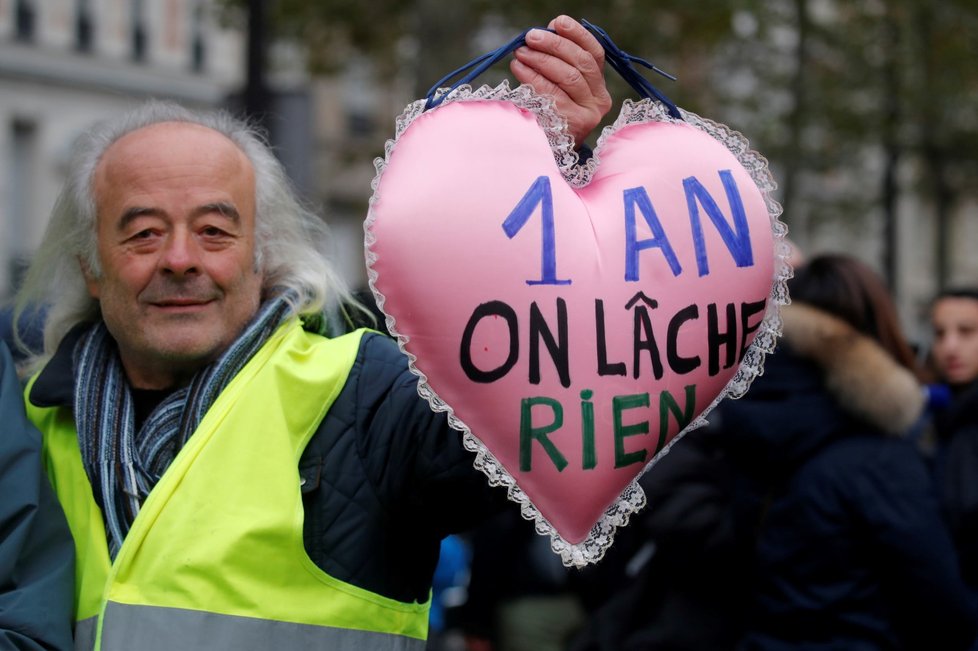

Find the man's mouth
[[149, 298, 215, 311], [155, 298, 211, 306]]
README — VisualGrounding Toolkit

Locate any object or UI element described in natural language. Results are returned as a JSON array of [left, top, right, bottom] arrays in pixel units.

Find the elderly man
[[15, 17, 611, 651]]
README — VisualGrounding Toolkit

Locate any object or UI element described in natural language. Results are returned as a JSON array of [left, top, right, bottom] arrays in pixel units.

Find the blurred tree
[[219, 0, 978, 291], [907, 0, 978, 288], [219, 0, 737, 119]]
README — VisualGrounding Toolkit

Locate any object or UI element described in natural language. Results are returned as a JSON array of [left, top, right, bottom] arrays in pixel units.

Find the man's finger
[[512, 46, 589, 103], [549, 15, 606, 69], [523, 26, 605, 99], [509, 57, 544, 88]]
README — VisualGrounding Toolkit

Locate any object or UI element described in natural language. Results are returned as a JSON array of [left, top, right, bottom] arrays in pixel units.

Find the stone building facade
[[0, 0, 243, 298]]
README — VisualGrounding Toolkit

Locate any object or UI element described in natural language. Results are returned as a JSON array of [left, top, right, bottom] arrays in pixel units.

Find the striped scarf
[[72, 292, 296, 557]]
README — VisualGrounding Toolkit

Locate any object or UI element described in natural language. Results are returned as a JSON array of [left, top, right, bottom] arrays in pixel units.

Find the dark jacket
[[725, 304, 976, 651], [28, 329, 508, 608], [0, 342, 74, 651], [935, 380, 978, 587]]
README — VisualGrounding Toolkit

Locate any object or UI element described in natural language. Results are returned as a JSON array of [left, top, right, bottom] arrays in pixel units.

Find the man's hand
[[510, 15, 613, 148]]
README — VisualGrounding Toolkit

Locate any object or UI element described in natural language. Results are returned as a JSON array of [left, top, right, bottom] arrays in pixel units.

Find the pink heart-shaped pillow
[[365, 82, 789, 566]]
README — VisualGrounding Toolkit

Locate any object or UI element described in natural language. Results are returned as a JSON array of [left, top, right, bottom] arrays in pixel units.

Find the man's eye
[[201, 226, 226, 237], [133, 229, 155, 240]]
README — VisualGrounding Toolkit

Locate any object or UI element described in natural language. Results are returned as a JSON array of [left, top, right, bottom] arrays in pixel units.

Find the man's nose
[[159, 230, 200, 276]]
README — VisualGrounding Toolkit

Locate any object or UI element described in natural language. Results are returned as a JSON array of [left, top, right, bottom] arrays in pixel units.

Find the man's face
[[85, 122, 263, 389], [931, 296, 978, 387]]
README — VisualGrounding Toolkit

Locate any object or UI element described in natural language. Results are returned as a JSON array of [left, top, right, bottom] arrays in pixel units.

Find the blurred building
[[302, 6, 978, 341], [2, 2, 974, 343], [306, 56, 415, 293], [0, 0, 244, 299]]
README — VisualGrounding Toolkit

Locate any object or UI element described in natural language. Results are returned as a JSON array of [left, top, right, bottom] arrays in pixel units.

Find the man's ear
[[79, 257, 100, 299]]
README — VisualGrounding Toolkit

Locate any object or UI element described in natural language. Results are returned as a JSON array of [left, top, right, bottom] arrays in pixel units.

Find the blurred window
[[131, 0, 147, 62], [343, 56, 377, 137], [346, 113, 375, 136], [6, 118, 37, 297], [15, 0, 36, 42], [190, 1, 206, 73], [76, 0, 94, 53]]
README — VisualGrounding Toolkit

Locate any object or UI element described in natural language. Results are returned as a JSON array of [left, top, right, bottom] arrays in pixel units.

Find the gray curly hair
[[15, 100, 355, 367]]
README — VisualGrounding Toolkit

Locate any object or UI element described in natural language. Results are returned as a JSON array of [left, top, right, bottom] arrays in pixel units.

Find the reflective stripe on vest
[[98, 602, 426, 651], [75, 617, 96, 651], [28, 322, 430, 650]]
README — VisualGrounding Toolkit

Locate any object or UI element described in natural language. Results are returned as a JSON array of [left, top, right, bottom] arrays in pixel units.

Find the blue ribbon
[[423, 19, 681, 120], [424, 28, 545, 110], [581, 19, 682, 119]]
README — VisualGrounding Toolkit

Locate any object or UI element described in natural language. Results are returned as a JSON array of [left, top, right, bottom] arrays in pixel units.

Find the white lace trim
[[364, 83, 790, 568]]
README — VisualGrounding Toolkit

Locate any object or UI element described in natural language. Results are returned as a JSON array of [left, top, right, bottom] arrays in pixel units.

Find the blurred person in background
[[0, 341, 74, 650], [458, 510, 587, 651], [427, 534, 472, 651], [928, 289, 978, 621], [722, 254, 976, 650]]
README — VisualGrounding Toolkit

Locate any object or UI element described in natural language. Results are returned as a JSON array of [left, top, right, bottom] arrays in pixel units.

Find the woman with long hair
[[728, 254, 975, 650]]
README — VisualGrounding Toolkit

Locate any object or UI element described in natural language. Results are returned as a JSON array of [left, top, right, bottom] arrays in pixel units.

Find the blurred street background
[[0, 0, 975, 344]]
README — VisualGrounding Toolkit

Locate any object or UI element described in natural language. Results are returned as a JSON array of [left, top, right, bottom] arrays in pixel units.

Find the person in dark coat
[[459, 508, 587, 651], [728, 255, 976, 650], [929, 290, 978, 591], [0, 341, 74, 650]]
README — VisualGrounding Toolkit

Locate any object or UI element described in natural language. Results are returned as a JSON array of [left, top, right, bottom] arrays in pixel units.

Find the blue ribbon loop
[[423, 19, 681, 120], [424, 28, 543, 110], [581, 19, 682, 120]]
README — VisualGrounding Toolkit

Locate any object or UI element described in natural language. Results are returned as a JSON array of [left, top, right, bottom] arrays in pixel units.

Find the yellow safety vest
[[26, 321, 430, 651]]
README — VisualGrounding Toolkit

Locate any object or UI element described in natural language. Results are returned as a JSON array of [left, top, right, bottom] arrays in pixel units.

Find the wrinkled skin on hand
[[510, 15, 613, 148]]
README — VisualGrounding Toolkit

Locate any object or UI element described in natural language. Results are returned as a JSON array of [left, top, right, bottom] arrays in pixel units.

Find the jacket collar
[[780, 303, 924, 436], [29, 324, 88, 409]]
